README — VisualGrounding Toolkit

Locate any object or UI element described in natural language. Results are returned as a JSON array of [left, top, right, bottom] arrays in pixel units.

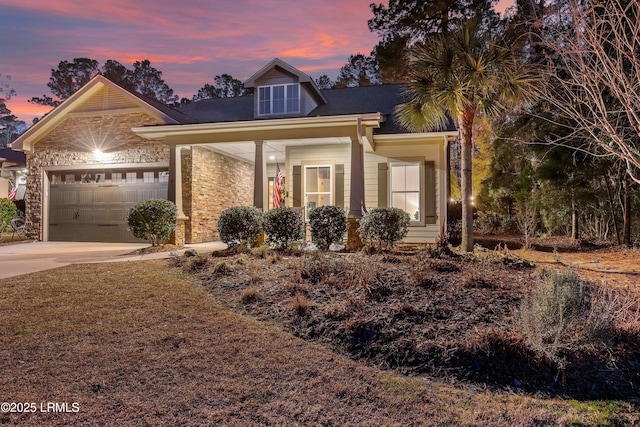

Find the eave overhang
[[132, 113, 384, 148]]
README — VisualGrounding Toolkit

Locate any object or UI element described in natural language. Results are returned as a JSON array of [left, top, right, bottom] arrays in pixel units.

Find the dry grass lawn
[[0, 259, 637, 426]]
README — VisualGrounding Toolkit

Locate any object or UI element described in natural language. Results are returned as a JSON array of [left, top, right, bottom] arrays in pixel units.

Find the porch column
[[168, 145, 186, 219], [253, 140, 266, 210], [347, 134, 365, 250], [349, 135, 365, 218], [168, 145, 187, 245]]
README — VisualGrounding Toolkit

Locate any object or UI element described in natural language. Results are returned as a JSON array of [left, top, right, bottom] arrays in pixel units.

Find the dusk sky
[[0, 0, 514, 126]]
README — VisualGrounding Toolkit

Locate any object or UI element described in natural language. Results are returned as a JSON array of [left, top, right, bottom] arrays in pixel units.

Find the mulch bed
[[174, 245, 640, 401]]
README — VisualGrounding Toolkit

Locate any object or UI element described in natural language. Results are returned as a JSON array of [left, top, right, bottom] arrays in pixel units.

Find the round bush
[[127, 199, 177, 246], [359, 207, 410, 250], [309, 205, 346, 250], [0, 197, 19, 233], [217, 206, 263, 247], [263, 207, 303, 250]]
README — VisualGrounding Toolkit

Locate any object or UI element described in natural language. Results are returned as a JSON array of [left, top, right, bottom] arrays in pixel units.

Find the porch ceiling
[[203, 137, 351, 164]]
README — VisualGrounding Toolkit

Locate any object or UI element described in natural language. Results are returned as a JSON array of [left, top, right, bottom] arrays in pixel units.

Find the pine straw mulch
[[174, 244, 640, 403], [5, 260, 632, 426]]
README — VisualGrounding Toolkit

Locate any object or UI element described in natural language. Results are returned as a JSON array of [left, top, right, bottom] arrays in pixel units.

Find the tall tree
[[30, 58, 179, 106], [315, 75, 334, 90], [30, 58, 100, 107], [101, 59, 135, 90], [369, 0, 499, 40], [0, 74, 25, 147], [192, 74, 248, 101], [397, 18, 537, 251], [130, 60, 179, 105], [367, 0, 501, 85], [333, 54, 381, 88]]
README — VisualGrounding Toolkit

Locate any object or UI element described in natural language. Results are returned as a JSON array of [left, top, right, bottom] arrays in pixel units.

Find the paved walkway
[[0, 241, 226, 279]]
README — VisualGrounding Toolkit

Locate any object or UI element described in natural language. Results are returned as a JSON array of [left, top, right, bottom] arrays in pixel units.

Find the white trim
[[42, 162, 169, 171], [303, 164, 333, 221], [373, 132, 458, 146], [257, 83, 300, 116], [389, 160, 425, 226], [132, 113, 384, 140]]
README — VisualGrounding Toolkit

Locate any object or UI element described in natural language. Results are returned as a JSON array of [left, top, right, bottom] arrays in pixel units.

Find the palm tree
[[397, 18, 537, 252]]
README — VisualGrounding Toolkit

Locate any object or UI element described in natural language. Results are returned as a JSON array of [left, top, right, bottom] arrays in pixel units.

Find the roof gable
[[244, 58, 326, 106], [11, 75, 191, 152]]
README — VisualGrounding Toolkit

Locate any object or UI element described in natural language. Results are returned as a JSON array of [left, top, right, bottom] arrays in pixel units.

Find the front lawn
[[0, 258, 637, 425]]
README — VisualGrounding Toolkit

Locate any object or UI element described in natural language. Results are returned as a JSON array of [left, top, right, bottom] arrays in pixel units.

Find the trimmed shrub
[[359, 207, 410, 250], [309, 205, 347, 250], [126, 199, 177, 246], [0, 198, 19, 233], [217, 206, 263, 247], [263, 207, 303, 250]]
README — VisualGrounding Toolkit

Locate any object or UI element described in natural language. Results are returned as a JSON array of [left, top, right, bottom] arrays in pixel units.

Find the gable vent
[[73, 86, 140, 113]]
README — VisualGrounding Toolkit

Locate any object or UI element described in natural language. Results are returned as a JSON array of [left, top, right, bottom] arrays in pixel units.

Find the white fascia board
[[132, 113, 384, 140], [373, 131, 458, 146]]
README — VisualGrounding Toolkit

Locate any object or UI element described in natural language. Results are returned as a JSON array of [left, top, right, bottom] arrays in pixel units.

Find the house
[[11, 58, 457, 245]]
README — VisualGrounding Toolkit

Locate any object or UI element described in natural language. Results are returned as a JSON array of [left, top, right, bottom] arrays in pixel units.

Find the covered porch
[[133, 113, 383, 245]]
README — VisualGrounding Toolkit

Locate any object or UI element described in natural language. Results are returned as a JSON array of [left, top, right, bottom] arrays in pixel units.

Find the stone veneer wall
[[186, 146, 253, 243], [25, 112, 169, 239]]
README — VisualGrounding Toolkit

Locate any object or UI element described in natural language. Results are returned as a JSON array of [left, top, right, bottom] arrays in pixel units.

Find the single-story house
[[11, 58, 457, 245]]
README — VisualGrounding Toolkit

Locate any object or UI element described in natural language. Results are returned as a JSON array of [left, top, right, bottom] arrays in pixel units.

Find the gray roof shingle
[[178, 84, 456, 134]]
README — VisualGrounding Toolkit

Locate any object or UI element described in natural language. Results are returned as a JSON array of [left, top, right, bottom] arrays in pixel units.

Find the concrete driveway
[[0, 241, 226, 279]]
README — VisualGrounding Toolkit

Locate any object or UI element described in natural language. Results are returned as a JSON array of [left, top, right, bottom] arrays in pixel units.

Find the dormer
[[244, 58, 327, 119]]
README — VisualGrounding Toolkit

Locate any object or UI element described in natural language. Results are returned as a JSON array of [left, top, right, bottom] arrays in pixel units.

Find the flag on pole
[[8, 182, 17, 201], [273, 163, 283, 209]]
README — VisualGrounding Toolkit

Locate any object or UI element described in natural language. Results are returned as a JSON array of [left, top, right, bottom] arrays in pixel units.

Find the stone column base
[[346, 217, 363, 251], [171, 218, 187, 246]]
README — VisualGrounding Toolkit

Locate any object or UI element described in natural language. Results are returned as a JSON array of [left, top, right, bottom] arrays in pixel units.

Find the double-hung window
[[390, 161, 422, 223], [258, 83, 299, 116], [304, 165, 331, 221]]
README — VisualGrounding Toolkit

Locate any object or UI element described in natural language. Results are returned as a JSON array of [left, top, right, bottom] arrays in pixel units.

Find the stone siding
[[186, 146, 253, 243], [25, 113, 169, 239]]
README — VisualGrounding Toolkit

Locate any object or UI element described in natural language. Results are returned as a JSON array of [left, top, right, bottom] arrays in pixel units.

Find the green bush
[[309, 205, 346, 250], [127, 199, 177, 246], [263, 207, 303, 250], [359, 207, 410, 250], [0, 198, 19, 233], [217, 206, 263, 247]]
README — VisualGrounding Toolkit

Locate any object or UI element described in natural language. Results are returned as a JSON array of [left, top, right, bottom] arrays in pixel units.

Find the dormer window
[[258, 83, 300, 116]]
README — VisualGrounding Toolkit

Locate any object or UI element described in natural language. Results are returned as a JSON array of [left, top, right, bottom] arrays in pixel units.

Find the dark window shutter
[[335, 164, 344, 208], [292, 165, 302, 207], [378, 163, 388, 208], [425, 161, 436, 224]]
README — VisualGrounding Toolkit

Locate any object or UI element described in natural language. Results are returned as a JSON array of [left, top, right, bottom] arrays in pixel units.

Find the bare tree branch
[[539, 0, 640, 184]]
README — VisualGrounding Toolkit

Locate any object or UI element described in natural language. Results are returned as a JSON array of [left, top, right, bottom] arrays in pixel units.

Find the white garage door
[[48, 168, 169, 243]]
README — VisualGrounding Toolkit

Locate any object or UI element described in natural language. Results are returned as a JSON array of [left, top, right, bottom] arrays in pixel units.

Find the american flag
[[273, 163, 283, 209], [8, 182, 17, 201]]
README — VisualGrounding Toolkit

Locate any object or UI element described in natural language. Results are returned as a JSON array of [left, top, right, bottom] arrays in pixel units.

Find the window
[[390, 161, 422, 222], [304, 165, 331, 220], [258, 84, 299, 115]]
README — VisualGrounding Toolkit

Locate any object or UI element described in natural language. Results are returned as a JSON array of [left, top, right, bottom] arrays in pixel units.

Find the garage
[[48, 168, 169, 242]]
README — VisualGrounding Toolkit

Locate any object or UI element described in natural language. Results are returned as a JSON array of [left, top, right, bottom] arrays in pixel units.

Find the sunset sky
[[0, 0, 514, 126]]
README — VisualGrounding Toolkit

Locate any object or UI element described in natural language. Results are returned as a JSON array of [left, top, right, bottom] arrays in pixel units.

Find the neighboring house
[[12, 58, 457, 245], [0, 147, 26, 202]]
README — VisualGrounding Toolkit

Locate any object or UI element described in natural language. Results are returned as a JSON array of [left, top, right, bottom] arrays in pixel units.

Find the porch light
[[93, 149, 107, 162]]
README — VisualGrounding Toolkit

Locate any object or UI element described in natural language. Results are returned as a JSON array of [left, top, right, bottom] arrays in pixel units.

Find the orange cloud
[[5, 96, 53, 125]]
